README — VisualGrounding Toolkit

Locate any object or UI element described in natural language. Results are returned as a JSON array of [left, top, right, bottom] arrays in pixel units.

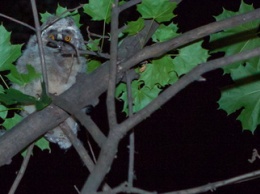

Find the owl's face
[[41, 17, 85, 52]]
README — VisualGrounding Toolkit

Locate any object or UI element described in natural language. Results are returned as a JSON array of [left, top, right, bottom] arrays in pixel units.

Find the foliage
[[210, 0, 260, 73], [0, 0, 259, 155], [40, 4, 82, 27], [83, 0, 113, 24], [211, 1, 260, 132], [0, 25, 50, 153], [218, 64, 260, 132], [123, 18, 145, 36], [137, 0, 177, 23]]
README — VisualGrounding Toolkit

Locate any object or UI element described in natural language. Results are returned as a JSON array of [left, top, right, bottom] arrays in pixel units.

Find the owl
[[12, 17, 86, 149]]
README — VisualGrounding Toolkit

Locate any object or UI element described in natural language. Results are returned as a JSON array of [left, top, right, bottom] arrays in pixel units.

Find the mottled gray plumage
[[12, 17, 86, 149]]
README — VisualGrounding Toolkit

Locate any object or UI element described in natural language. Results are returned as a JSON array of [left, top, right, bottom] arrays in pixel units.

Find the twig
[[0, 13, 35, 31], [30, 0, 49, 93], [93, 182, 157, 194], [8, 143, 35, 194], [87, 139, 97, 163], [126, 71, 135, 187], [106, 0, 119, 129], [61, 49, 110, 59], [59, 122, 95, 171], [41, 4, 84, 32], [86, 26, 110, 39], [163, 169, 260, 194], [58, 4, 84, 17], [248, 149, 260, 163]]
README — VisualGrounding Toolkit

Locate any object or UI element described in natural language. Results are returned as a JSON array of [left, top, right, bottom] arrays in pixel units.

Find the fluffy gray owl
[[12, 17, 86, 149]]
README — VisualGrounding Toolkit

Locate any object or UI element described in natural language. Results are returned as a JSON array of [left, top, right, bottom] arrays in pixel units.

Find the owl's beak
[[56, 33, 63, 41]]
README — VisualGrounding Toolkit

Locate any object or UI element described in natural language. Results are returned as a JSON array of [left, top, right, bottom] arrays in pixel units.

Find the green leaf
[[2, 113, 22, 130], [6, 64, 41, 86], [0, 88, 37, 106], [123, 18, 145, 36], [118, 81, 161, 114], [115, 82, 126, 99], [0, 105, 8, 119], [83, 0, 112, 23], [173, 41, 209, 76], [35, 82, 52, 111], [218, 64, 260, 132], [21, 138, 51, 157], [87, 39, 101, 51], [0, 25, 22, 72], [137, 0, 177, 23], [210, 1, 260, 73], [40, 4, 81, 27], [35, 137, 51, 152], [87, 60, 101, 73], [152, 23, 179, 42], [0, 85, 4, 93], [140, 55, 178, 89]]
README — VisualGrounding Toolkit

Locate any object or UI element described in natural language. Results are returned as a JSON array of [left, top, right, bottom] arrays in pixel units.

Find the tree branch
[[0, 13, 35, 31], [119, 8, 260, 72], [8, 143, 34, 194], [107, 0, 119, 129], [126, 71, 135, 187], [120, 47, 260, 134], [163, 169, 260, 194], [30, 0, 49, 92]]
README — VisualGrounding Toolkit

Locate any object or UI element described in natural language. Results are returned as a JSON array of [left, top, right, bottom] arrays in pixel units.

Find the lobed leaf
[[152, 23, 179, 42], [209, 0, 260, 73], [218, 64, 260, 132], [173, 41, 209, 76], [137, 0, 177, 23], [83, 0, 112, 23], [123, 18, 145, 36], [40, 4, 82, 27]]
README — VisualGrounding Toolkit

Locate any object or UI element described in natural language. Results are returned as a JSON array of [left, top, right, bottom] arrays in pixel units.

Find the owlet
[[12, 17, 86, 149]]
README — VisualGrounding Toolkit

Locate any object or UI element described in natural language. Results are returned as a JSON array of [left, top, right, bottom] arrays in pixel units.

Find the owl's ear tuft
[[65, 17, 76, 26]]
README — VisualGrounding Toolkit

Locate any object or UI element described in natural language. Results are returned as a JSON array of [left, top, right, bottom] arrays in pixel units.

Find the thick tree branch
[[120, 8, 260, 72], [0, 105, 68, 166]]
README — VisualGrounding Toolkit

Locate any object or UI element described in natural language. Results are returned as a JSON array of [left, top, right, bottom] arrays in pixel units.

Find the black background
[[1, 0, 260, 193]]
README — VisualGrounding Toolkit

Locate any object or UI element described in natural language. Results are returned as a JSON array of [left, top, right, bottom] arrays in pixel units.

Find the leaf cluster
[[211, 1, 260, 132]]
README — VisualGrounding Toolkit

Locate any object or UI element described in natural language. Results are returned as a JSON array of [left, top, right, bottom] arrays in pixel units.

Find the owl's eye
[[64, 35, 72, 42], [49, 34, 55, 40]]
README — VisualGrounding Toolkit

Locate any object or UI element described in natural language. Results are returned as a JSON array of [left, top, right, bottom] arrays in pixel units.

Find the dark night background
[[1, 0, 260, 193]]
